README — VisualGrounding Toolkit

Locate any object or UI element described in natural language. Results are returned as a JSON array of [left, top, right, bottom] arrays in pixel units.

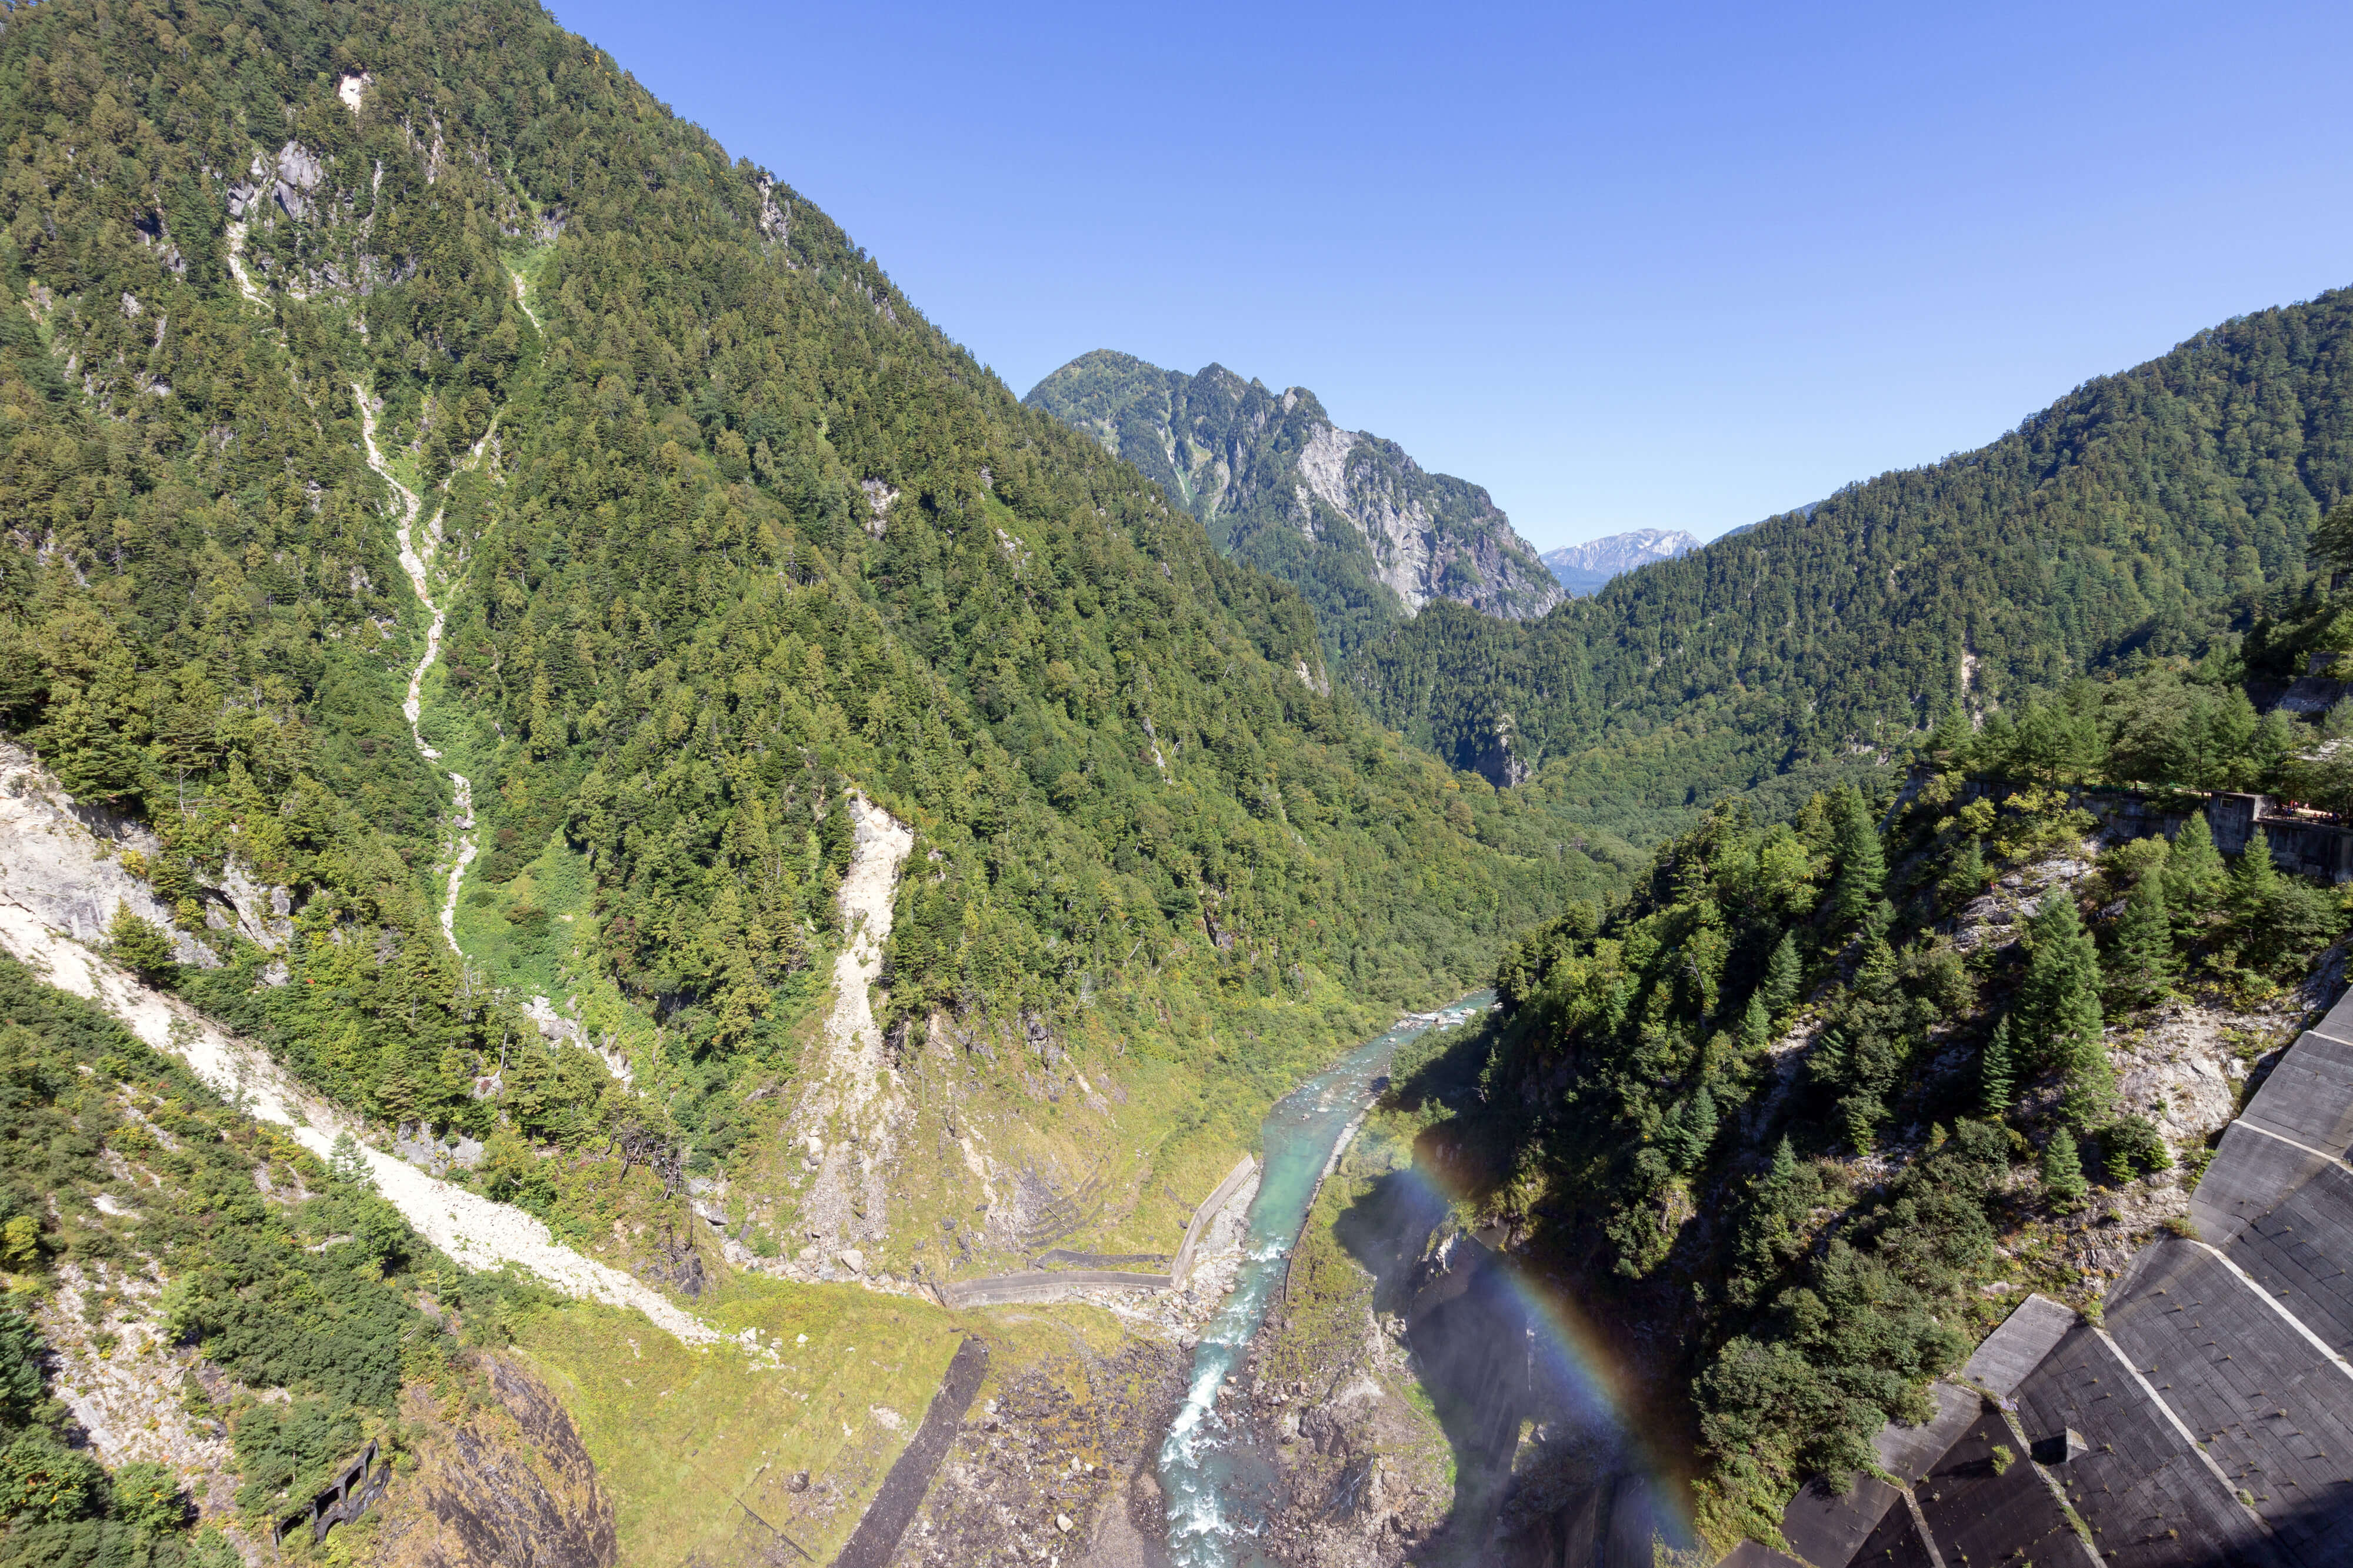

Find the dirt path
[[0, 898, 723, 1346]]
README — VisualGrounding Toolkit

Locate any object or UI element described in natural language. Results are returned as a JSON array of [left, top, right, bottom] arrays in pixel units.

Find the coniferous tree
[[1942, 836, 1988, 909], [2311, 498, 2353, 575], [1828, 786, 1888, 926], [1729, 1134, 1801, 1307], [2227, 828, 2281, 923], [106, 904, 175, 988], [2107, 874, 2178, 1009], [2165, 812, 2224, 942], [1921, 705, 1973, 768], [1737, 990, 1772, 1055], [1980, 1016, 2015, 1117], [1678, 1086, 1718, 1172], [2041, 1127, 2088, 1209], [1761, 932, 1803, 1016], [1863, 897, 1897, 946], [2218, 828, 2344, 973], [2019, 894, 2112, 1125], [2223, 828, 2284, 969]]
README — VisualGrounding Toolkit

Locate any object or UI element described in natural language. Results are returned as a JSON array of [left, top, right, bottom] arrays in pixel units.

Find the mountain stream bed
[[1157, 992, 1491, 1566]]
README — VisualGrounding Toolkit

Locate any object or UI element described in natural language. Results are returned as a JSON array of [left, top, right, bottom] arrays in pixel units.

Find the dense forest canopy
[[1358, 295, 2353, 839], [0, 0, 1612, 1159], [1436, 699, 2347, 1540]]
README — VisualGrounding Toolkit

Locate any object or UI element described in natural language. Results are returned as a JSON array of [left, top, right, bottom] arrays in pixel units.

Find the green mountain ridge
[[9, 0, 2353, 1562], [0, 0, 1612, 1558], [1025, 349, 1562, 658], [1354, 289, 2353, 840]]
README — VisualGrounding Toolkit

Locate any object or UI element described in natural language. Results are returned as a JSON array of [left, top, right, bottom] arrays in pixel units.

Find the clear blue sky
[[546, 0, 2353, 552]]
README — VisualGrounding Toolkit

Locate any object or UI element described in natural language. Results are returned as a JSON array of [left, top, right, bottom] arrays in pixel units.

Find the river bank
[[1155, 996, 1489, 1568]]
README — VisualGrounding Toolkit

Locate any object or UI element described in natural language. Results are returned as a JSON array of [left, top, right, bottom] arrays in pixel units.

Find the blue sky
[[546, 1, 2353, 552]]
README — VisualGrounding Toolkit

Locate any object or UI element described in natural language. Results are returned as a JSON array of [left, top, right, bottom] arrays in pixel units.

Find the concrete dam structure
[[1779, 989, 2353, 1567]]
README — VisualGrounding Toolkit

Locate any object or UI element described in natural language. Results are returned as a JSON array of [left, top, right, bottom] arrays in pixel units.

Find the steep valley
[[8, 1, 2353, 1566]]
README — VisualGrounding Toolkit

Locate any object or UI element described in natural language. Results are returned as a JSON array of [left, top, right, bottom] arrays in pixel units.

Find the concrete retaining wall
[[2080, 786, 2353, 883], [1172, 1155, 1258, 1289]]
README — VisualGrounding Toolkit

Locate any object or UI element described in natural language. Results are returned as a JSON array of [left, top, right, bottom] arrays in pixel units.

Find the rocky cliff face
[[367, 1355, 619, 1568], [1026, 351, 1561, 653]]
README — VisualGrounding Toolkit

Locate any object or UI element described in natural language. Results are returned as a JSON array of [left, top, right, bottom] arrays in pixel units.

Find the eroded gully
[[353, 385, 478, 959]]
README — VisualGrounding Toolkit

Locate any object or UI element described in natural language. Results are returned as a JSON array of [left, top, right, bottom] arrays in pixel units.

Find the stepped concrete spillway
[[1780, 986, 2353, 1567]]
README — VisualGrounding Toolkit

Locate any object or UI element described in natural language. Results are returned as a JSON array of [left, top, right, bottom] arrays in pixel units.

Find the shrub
[[104, 905, 175, 988], [105, 1462, 186, 1534], [0, 1437, 106, 1524], [2099, 1115, 2173, 1180]]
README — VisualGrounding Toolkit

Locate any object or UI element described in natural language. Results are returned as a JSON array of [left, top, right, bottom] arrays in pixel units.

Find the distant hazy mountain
[[1026, 351, 1562, 654], [1540, 529, 1701, 596]]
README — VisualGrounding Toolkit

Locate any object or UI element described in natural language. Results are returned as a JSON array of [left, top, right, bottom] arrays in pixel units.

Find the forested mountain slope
[[0, 0, 1612, 1099], [1026, 349, 1562, 656], [1357, 295, 2353, 838], [1395, 668, 2353, 1548], [0, 0, 1621, 1552]]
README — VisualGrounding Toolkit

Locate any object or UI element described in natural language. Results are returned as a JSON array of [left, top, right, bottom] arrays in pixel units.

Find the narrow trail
[[355, 386, 478, 960]]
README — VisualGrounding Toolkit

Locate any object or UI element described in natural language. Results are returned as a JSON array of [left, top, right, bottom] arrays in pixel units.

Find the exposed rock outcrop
[[1026, 351, 1561, 649], [1, 739, 224, 968], [0, 745, 723, 1346], [367, 1355, 619, 1568]]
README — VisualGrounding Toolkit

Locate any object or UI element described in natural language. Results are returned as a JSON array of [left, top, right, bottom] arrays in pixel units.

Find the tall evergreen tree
[[2311, 497, 2353, 575], [1827, 786, 1888, 927], [2227, 828, 2281, 918], [1737, 990, 1772, 1056], [2107, 874, 2179, 1009], [1762, 932, 1803, 1016], [1980, 1016, 2015, 1118], [2224, 828, 2282, 967], [1921, 704, 1973, 768], [2019, 894, 2112, 1125], [2164, 812, 2225, 943], [1941, 836, 1988, 909], [1678, 1086, 1718, 1172], [1729, 1134, 1801, 1307]]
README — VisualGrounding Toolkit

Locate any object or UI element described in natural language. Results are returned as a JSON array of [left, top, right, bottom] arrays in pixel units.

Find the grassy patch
[[516, 1282, 1140, 1564]]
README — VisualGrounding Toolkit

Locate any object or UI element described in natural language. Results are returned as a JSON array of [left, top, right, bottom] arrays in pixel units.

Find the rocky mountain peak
[[1025, 352, 1560, 652], [1539, 527, 1701, 595]]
